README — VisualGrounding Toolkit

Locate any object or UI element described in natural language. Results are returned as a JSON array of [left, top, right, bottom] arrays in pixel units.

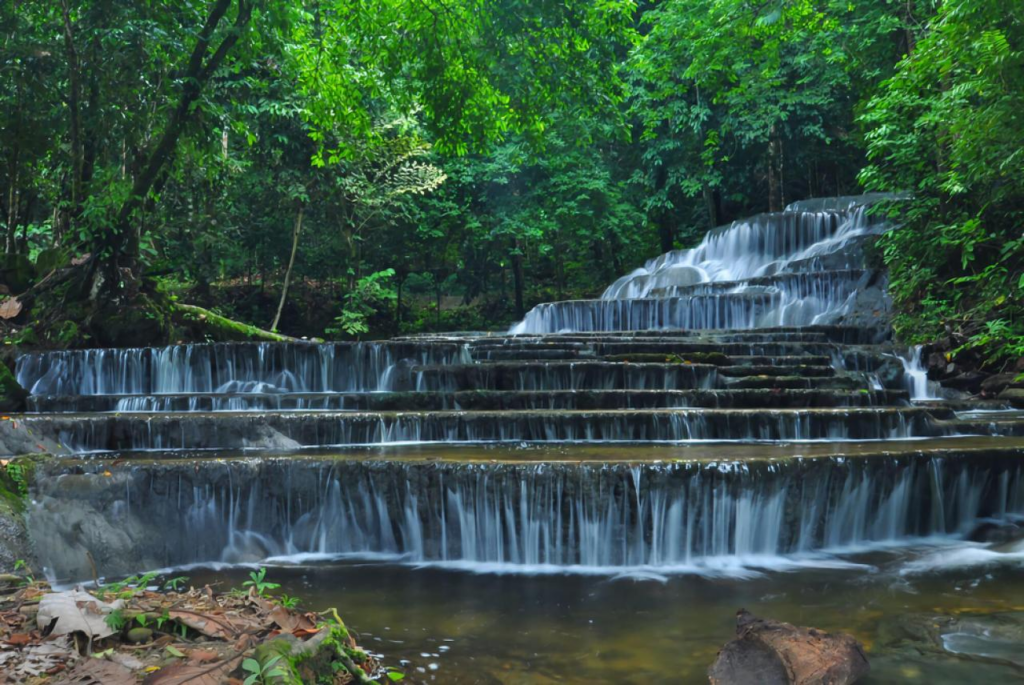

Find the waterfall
[[15, 341, 470, 396], [892, 346, 940, 401], [28, 453, 1024, 582], [13, 406, 958, 453], [510, 195, 894, 335]]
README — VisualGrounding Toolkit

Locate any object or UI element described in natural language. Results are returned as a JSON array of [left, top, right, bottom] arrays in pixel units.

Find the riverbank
[[0, 567, 391, 683]]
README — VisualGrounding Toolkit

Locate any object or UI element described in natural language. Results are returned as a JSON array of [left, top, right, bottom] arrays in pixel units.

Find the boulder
[[980, 372, 1024, 397], [940, 371, 986, 394], [708, 610, 869, 685], [999, 387, 1024, 406]]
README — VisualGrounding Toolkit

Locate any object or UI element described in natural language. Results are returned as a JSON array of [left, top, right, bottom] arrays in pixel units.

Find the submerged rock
[[876, 610, 1024, 670], [708, 610, 869, 685]]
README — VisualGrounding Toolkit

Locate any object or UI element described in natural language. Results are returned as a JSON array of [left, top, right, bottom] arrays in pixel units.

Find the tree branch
[[111, 0, 251, 263]]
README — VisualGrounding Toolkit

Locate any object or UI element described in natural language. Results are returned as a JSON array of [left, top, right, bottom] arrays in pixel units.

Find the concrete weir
[[11, 195, 1024, 582]]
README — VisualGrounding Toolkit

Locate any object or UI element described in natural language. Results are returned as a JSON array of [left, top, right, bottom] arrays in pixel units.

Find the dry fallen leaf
[[187, 649, 220, 664], [140, 655, 243, 685], [53, 658, 136, 685], [268, 605, 315, 633], [0, 297, 22, 320], [4, 633, 33, 646], [37, 590, 125, 639], [167, 610, 238, 640]]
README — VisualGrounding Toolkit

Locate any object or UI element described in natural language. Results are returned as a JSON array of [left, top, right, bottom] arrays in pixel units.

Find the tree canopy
[[2, 0, 1022, 364]]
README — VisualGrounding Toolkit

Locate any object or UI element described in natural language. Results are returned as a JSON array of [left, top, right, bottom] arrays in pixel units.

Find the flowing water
[[183, 553, 1024, 684], [12, 194, 1024, 682]]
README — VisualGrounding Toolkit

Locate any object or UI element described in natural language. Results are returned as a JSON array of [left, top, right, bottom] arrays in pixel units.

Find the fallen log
[[708, 609, 869, 685]]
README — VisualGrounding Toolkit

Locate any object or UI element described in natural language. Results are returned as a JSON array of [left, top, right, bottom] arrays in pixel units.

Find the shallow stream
[[187, 546, 1024, 684]]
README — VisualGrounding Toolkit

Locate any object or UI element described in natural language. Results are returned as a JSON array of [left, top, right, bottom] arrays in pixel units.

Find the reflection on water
[[188, 546, 1024, 684]]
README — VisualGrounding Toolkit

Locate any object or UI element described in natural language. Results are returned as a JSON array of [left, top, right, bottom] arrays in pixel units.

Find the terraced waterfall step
[[26, 388, 911, 413], [4, 406, 995, 453], [8, 334, 1024, 454], [28, 441, 1024, 581]]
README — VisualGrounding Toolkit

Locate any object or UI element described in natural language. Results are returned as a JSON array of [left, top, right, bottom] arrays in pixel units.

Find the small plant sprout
[[163, 575, 188, 592], [242, 567, 281, 597]]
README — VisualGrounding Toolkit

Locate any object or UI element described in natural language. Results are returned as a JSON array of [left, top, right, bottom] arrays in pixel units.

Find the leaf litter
[[0, 571, 383, 684]]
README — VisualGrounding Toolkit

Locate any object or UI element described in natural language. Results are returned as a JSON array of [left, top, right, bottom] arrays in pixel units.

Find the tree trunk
[[6, 148, 19, 254], [654, 164, 675, 251], [60, 0, 83, 224], [395, 276, 404, 328], [655, 210, 675, 253], [434, 278, 444, 331], [702, 184, 720, 230], [511, 246, 525, 319], [343, 226, 357, 291], [270, 205, 304, 332], [768, 125, 783, 212], [105, 0, 252, 280]]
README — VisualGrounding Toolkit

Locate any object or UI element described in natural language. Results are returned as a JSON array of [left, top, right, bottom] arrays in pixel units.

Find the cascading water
[[510, 196, 893, 335], [28, 451, 1024, 582], [15, 341, 471, 396], [892, 345, 941, 401], [11, 193, 1024, 601]]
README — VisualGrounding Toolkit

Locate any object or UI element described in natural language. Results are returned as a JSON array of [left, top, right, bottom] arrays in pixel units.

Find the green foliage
[[3, 0, 1020, 353], [13, 559, 34, 586], [860, 0, 1024, 364], [243, 655, 288, 685], [242, 567, 281, 597], [4, 462, 29, 499], [95, 572, 158, 601], [103, 608, 128, 633], [327, 269, 397, 339], [162, 575, 189, 592]]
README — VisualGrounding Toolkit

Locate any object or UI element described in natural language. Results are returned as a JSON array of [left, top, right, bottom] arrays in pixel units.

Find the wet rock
[[940, 371, 986, 394], [966, 520, 1023, 545], [871, 355, 904, 389], [998, 388, 1024, 406], [980, 372, 1024, 398], [876, 610, 1024, 669], [708, 609, 869, 685]]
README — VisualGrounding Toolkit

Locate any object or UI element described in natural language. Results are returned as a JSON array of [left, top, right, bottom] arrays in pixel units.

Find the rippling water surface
[[188, 544, 1024, 684]]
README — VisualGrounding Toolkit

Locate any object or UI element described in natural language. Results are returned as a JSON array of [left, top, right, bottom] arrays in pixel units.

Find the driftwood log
[[708, 609, 869, 685]]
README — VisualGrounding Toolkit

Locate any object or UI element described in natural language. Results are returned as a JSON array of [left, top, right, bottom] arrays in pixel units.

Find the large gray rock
[[709, 610, 869, 685]]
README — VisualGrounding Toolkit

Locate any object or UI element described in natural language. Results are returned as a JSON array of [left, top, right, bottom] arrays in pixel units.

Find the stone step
[[725, 375, 864, 390], [474, 340, 843, 358], [413, 361, 722, 391], [474, 324, 882, 344], [2, 406, 955, 454], [25, 388, 911, 413], [717, 365, 836, 378], [933, 417, 1024, 437]]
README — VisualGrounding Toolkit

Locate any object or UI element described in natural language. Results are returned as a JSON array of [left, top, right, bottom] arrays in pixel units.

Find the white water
[[15, 341, 471, 396], [510, 197, 893, 334], [29, 456, 1024, 581], [892, 345, 941, 401]]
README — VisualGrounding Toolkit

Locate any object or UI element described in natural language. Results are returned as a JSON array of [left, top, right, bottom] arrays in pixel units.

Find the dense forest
[[1, 0, 1021, 366]]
